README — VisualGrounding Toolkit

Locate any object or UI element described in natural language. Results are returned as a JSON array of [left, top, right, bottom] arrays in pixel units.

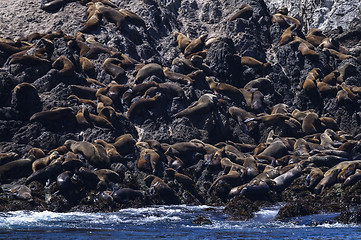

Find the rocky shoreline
[[1, 0, 361, 223]]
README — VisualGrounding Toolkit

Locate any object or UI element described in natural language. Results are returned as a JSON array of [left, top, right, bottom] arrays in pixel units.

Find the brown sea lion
[[228, 4, 253, 21], [184, 34, 208, 57], [306, 28, 326, 47], [52, 55, 74, 77], [30, 107, 75, 124], [79, 56, 96, 78], [174, 94, 217, 118], [173, 32, 191, 53], [135, 63, 164, 83], [102, 58, 125, 81]]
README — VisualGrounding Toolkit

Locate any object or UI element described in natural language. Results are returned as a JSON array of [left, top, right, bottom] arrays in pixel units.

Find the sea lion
[[305, 167, 323, 190], [343, 169, 361, 188], [228, 106, 257, 133], [163, 67, 193, 85], [26, 160, 63, 185], [10, 185, 32, 201], [184, 34, 208, 57], [165, 168, 194, 188], [64, 140, 108, 168], [228, 4, 253, 21], [70, 85, 97, 99], [79, 56, 96, 78], [30, 107, 75, 124], [302, 112, 320, 134], [0, 159, 32, 182], [52, 55, 74, 77], [32, 151, 59, 172], [126, 94, 161, 120], [137, 148, 162, 175], [118, 8, 146, 27], [68, 94, 97, 108], [258, 138, 288, 159], [122, 81, 158, 105], [135, 63, 164, 83], [271, 164, 302, 192], [113, 134, 136, 155], [144, 175, 178, 202], [82, 107, 114, 129], [272, 13, 300, 29], [173, 32, 191, 53], [322, 48, 353, 60], [95, 169, 121, 183], [279, 24, 296, 46], [0, 152, 19, 166], [174, 94, 217, 118], [306, 28, 326, 47], [102, 58, 125, 81], [322, 71, 340, 85], [112, 188, 143, 203], [207, 170, 243, 196], [56, 171, 74, 193], [40, 0, 66, 12], [206, 77, 244, 102]]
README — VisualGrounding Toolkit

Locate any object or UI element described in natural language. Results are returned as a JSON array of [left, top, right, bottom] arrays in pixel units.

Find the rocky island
[[1, 0, 361, 223]]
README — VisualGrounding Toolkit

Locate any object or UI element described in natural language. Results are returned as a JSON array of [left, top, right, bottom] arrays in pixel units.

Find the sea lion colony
[[0, 0, 361, 222]]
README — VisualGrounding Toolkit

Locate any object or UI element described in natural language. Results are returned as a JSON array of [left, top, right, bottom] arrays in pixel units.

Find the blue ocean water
[[0, 205, 360, 240]]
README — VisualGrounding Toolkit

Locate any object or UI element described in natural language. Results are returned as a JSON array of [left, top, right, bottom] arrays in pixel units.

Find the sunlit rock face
[[265, 0, 361, 31]]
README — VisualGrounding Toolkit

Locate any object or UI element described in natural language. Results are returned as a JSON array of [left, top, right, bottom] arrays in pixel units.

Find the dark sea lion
[[112, 188, 143, 203], [126, 94, 161, 120], [56, 171, 74, 193], [70, 85, 97, 99], [30, 107, 75, 124], [40, 0, 66, 12], [26, 160, 63, 185], [0, 159, 32, 182], [228, 4, 253, 21]]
